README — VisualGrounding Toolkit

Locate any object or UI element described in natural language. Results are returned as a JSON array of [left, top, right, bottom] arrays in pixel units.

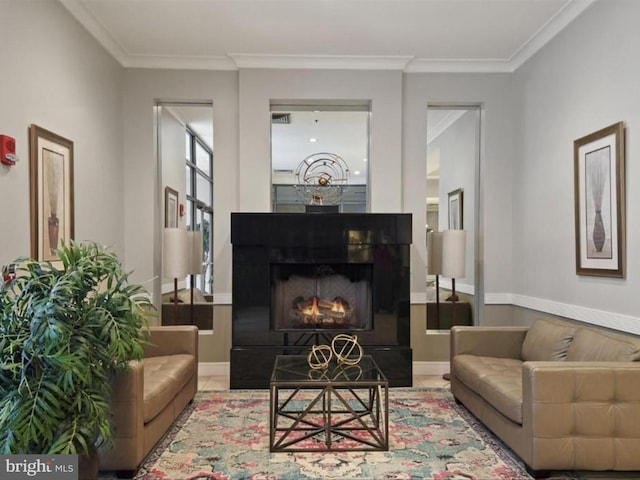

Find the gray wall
[[0, 1, 124, 264], [5, 0, 640, 365], [512, 0, 640, 334], [238, 68, 404, 213], [122, 69, 239, 303], [122, 70, 238, 363], [403, 73, 516, 302], [384, 71, 517, 362]]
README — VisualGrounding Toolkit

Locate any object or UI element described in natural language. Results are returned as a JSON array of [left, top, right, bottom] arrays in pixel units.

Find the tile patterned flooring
[[198, 374, 449, 391]]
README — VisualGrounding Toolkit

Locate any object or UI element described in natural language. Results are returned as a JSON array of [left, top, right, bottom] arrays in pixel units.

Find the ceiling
[[71, 0, 595, 186], [60, 0, 595, 73]]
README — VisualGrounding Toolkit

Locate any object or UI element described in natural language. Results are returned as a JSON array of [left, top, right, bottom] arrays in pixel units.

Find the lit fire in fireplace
[[290, 295, 353, 327]]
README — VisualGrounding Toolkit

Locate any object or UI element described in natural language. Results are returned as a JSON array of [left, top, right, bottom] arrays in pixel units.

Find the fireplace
[[271, 263, 373, 332], [231, 213, 412, 388]]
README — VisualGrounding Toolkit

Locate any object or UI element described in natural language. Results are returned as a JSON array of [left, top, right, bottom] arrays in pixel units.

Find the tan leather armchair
[[98, 325, 198, 474]]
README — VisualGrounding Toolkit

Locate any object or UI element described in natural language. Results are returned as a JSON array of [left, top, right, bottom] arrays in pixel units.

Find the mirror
[[155, 101, 214, 328], [426, 106, 481, 330], [270, 103, 370, 212]]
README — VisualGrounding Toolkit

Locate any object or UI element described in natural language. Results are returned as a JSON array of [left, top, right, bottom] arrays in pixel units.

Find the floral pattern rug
[[131, 388, 538, 480]]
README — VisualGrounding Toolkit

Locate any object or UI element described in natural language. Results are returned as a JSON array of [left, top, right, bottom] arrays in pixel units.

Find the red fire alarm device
[[2, 263, 16, 283], [0, 135, 18, 165]]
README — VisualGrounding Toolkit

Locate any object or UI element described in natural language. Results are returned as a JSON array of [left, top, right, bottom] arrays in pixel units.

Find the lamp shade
[[426, 231, 443, 275], [188, 230, 203, 275], [441, 229, 466, 279], [163, 228, 189, 279]]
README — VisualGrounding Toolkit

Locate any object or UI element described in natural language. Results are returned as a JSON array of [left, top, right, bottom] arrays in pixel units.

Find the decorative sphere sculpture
[[331, 334, 363, 366], [294, 152, 350, 205], [307, 344, 333, 370]]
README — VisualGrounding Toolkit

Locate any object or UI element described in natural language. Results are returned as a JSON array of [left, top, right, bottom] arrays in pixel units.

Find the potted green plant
[[0, 241, 150, 472]]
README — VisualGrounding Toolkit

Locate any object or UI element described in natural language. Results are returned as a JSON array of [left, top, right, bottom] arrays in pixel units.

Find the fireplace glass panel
[[271, 263, 373, 332]]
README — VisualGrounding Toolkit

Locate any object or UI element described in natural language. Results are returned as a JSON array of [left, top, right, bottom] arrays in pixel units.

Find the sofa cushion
[[521, 317, 575, 361], [566, 327, 640, 361], [453, 354, 523, 424], [143, 354, 197, 423]]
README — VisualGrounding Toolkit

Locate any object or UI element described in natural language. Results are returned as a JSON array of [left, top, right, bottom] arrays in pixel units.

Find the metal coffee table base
[[270, 384, 388, 452]]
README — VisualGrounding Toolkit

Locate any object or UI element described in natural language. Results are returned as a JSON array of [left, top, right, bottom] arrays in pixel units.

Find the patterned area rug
[[133, 388, 535, 480]]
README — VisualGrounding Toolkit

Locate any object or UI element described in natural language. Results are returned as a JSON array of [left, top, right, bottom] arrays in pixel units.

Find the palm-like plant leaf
[[0, 241, 150, 455]]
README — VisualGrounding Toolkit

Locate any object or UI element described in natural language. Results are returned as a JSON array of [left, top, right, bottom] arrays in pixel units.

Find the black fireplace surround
[[231, 212, 412, 388]]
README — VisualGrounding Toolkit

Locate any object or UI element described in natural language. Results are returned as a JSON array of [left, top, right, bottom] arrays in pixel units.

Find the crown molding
[[228, 54, 414, 71], [509, 0, 598, 71], [124, 55, 237, 71], [404, 58, 513, 73], [60, 0, 130, 65], [61, 0, 595, 73]]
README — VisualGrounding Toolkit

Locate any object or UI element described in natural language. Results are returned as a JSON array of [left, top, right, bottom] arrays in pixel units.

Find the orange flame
[[302, 296, 321, 316], [331, 299, 345, 313]]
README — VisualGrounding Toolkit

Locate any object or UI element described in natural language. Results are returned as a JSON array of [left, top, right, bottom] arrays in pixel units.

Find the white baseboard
[[413, 361, 450, 376], [199, 362, 230, 376], [213, 293, 232, 304]]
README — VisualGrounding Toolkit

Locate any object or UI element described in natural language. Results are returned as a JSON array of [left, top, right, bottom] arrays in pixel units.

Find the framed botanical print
[[448, 188, 463, 230], [29, 125, 74, 261], [165, 186, 179, 228], [574, 122, 625, 277]]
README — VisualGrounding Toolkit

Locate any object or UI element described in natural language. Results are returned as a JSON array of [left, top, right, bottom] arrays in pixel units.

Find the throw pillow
[[521, 317, 576, 361], [565, 328, 640, 361]]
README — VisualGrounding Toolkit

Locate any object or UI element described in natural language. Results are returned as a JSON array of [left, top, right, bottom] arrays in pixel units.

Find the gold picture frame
[[574, 122, 625, 277], [29, 125, 74, 261], [448, 188, 463, 230], [165, 186, 179, 228]]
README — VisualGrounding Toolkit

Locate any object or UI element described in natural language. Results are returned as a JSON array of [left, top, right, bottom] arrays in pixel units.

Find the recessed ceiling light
[[354, 171, 361, 175], [363, 158, 368, 162], [309, 138, 318, 142]]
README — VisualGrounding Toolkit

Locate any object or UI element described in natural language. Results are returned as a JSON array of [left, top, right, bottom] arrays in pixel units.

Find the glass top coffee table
[[269, 354, 389, 452]]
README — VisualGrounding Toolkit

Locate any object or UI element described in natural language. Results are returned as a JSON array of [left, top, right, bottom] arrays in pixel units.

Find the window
[[185, 129, 213, 294]]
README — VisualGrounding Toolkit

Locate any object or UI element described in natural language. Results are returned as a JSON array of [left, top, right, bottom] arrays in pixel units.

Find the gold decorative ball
[[331, 334, 363, 366], [318, 177, 329, 186], [307, 344, 333, 370]]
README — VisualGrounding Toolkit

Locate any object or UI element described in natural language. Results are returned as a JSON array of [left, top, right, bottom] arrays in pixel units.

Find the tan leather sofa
[[450, 317, 640, 477], [98, 325, 198, 474]]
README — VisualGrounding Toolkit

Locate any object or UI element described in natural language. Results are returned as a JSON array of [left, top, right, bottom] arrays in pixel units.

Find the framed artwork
[[29, 125, 74, 261], [448, 188, 463, 230], [165, 186, 179, 228], [574, 122, 625, 277]]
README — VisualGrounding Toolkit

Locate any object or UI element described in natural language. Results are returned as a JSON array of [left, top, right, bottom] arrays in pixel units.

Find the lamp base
[[445, 294, 459, 302]]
